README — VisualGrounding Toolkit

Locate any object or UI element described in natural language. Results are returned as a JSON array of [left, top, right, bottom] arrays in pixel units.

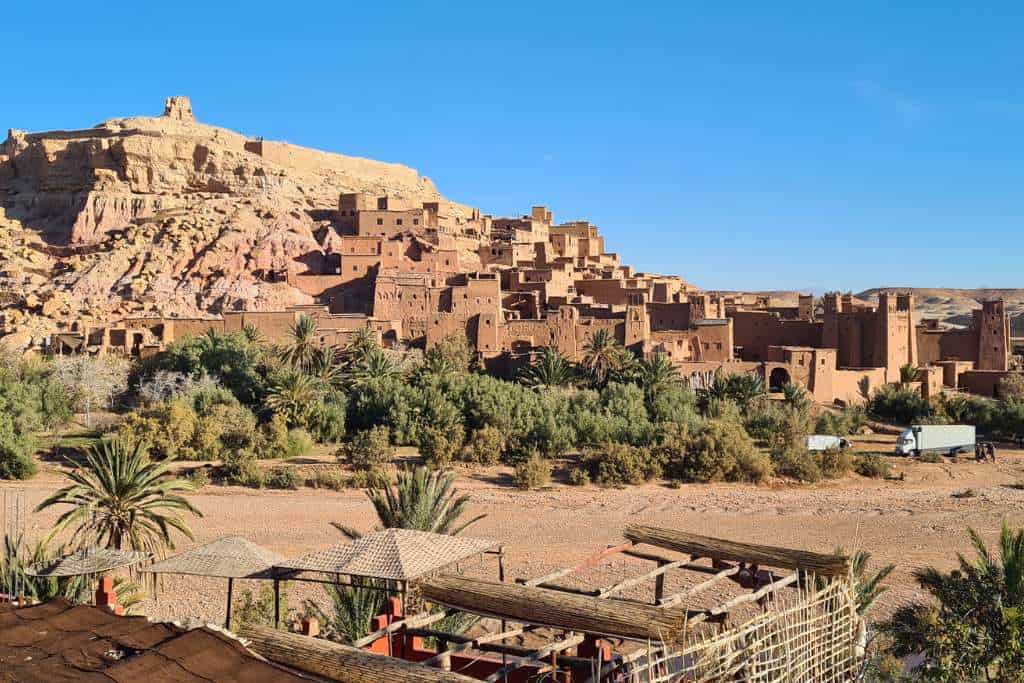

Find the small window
[[397, 218, 403, 226], [353, 266, 358, 272], [376, 218, 383, 226], [413, 218, 419, 225]]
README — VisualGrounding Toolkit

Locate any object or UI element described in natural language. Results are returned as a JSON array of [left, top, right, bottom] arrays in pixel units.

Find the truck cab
[[895, 430, 917, 456]]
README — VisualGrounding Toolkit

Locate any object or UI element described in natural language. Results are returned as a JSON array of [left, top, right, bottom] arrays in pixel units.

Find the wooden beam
[[418, 627, 527, 668], [520, 541, 634, 587], [625, 525, 850, 577], [421, 575, 688, 643], [240, 624, 480, 683], [350, 609, 452, 649], [686, 572, 799, 626], [658, 565, 741, 607], [596, 558, 689, 598], [482, 634, 586, 683]]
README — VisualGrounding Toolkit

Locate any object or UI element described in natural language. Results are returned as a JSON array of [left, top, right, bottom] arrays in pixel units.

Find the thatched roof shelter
[[277, 529, 498, 582], [144, 536, 284, 579], [624, 524, 850, 577], [143, 536, 287, 629], [26, 547, 149, 577], [419, 574, 689, 643]]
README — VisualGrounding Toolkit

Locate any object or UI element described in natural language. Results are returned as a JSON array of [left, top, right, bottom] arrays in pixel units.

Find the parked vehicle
[[895, 425, 975, 456], [804, 435, 852, 452]]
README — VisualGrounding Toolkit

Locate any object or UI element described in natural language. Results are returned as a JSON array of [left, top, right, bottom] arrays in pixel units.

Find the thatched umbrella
[[26, 547, 149, 577], [144, 536, 285, 628], [419, 574, 689, 643], [277, 529, 498, 582]]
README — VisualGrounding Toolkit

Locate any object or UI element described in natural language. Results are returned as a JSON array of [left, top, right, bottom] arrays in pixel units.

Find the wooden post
[[273, 575, 281, 629], [225, 577, 234, 630], [498, 548, 507, 683], [654, 559, 667, 604]]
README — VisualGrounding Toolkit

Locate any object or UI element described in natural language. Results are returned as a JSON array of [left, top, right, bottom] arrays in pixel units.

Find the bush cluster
[[340, 426, 394, 470]]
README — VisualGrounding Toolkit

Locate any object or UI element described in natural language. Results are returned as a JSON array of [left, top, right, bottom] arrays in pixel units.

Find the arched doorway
[[769, 367, 791, 392]]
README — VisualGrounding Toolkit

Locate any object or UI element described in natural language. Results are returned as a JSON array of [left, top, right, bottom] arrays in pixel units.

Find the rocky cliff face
[[0, 97, 466, 347]]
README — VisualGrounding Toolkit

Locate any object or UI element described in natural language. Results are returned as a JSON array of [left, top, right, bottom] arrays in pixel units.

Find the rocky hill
[[0, 97, 467, 347]]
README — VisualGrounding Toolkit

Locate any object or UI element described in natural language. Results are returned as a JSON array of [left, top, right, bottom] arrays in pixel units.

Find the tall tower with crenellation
[[976, 299, 1010, 371]]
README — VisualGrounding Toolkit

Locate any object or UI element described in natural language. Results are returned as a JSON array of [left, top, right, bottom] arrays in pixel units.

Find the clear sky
[[6, 2, 1022, 292]]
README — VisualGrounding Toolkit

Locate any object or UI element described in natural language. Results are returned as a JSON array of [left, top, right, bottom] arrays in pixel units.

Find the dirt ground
[[5, 432, 1024, 627]]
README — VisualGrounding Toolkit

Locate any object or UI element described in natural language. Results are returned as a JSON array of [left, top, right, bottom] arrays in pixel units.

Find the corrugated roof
[[26, 547, 150, 577], [144, 536, 285, 579], [279, 529, 498, 581], [0, 599, 309, 682]]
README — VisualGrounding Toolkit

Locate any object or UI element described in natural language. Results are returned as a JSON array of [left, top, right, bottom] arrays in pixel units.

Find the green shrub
[[308, 468, 346, 491], [513, 452, 550, 490], [814, 406, 867, 436], [285, 429, 315, 460], [855, 454, 892, 479], [772, 448, 822, 483], [257, 413, 290, 459], [732, 447, 774, 483], [418, 424, 463, 469], [817, 448, 855, 479], [310, 399, 346, 443], [186, 467, 211, 489], [567, 467, 590, 486], [0, 446, 37, 480], [462, 426, 503, 466], [340, 426, 394, 470], [918, 451, 943, 463], [869, 385, 931, 424], [0, 414, 38, 480], [221, 448, 261, 486], [348, 467, 390, 489], [665, 419, 767, 483], [211, 403, 259, 451], [585, 442, 662, 487], [265, 465, 301, 490], [744, 402, 810, 450]]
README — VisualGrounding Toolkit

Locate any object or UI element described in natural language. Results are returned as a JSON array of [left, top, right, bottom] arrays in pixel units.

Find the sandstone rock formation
[[0, 98, 468, 345]]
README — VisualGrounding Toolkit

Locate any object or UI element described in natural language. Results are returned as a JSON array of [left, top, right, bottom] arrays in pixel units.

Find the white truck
[[895, 425, 975, 456], [804, 435, 852, 452]]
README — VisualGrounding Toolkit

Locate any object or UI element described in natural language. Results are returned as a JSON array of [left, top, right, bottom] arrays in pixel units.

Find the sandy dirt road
[[5, 434, 1024, 625]]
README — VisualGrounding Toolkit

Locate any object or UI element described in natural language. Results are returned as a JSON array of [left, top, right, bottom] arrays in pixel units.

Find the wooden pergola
[[243, 525, 859, 682]]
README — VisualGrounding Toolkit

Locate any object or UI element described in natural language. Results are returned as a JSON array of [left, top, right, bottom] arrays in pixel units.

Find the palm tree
[[302, 580, 386, 644], [898, 363, 919, 388], [334, 467, 485, 540], [581, 329, 623, 387], [886, 522, 1024, 679], [636, 353, 681, 395], [781, 382, 811, 413], [850, 549, 895, 615], [279, 314, 320, 373], [242, 323, 264, 345], [311, 345, 345, 389], [36, 438, 201, 558], [814, 547, 894, 616], [702, 371, 764, 412], [345, 327, 379, 366], [518, 347, 576, 389], [346, 347, 404, 387], [265, 370, 322, 425]]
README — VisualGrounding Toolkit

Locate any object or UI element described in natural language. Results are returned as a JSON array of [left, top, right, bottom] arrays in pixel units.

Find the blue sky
[[5, 2, 1022, 292]]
